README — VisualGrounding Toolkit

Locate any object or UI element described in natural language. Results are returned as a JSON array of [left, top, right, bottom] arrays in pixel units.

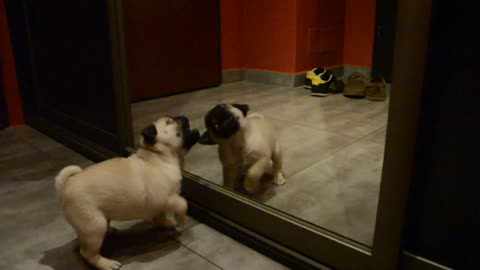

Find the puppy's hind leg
[[272, 141, 286, 186], [68, 211, 121, 270], [166, 194, 188, 227], [244, 158, 269, 194]]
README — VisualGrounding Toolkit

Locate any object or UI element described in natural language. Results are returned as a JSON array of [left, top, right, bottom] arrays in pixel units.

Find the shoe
[[366, 75, 387, 101], [311, 73, 340, 97], [343, 72, 368, 98], [304, 68, 327, 89]]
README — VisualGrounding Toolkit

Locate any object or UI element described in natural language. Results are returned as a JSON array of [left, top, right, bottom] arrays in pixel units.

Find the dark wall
[[403, 1, 479, 269]]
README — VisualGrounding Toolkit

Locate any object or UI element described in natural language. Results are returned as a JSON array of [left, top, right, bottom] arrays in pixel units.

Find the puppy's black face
[[141, 116, 199, 151], [199, 104, 249, 144]]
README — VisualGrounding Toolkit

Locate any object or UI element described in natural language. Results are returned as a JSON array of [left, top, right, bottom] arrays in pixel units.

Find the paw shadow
[[40, 221, 181, 270]]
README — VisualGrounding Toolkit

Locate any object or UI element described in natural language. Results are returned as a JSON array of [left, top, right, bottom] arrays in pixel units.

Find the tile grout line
[[174, 239, 225, 270], [265, 115, 363, 141], [356, 124, 387, 142], [286, 136, 364, 179]]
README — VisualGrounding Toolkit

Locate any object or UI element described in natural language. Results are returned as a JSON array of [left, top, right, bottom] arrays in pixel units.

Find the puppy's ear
[[184, 129, 200, 149], [141, 124, 157, 145], [232, 104, 249, 116], [198, 131, 217, 145]]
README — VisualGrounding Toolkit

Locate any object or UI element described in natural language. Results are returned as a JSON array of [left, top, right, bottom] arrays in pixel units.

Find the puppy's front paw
[[244, 178, 259, 194], [97, 257, 121, 270], [152, 215, 177, 229], [273, 172, 286, 186]]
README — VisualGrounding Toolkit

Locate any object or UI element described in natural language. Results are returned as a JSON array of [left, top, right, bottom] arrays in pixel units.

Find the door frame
[[0, 71, 9, 129], [181, 0, 432, 269], [5, 0, 133, 161], [371, 0, 398, 82]]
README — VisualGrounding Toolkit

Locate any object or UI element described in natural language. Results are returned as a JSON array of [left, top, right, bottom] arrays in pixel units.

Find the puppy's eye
[[167, 117, 174, 124], [176, 133, 181, 137], [236, 116, 239, 120]]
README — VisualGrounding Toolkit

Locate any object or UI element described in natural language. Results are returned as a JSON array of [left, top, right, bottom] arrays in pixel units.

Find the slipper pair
[[343, 73, 387, 101]]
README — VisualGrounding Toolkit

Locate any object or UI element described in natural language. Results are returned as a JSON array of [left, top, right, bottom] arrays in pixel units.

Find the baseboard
[[221, 66, 348, 87], [222, 70, 246, 84], [401, 252, 454, 270]]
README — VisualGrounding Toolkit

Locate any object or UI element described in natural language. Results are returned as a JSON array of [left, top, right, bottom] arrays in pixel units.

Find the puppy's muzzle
[[141, 124, 157, 145], [174, 116, 200, 149]]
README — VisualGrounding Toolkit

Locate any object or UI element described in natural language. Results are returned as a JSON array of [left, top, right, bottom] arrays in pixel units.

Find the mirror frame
[[180, 0, 432, 269]]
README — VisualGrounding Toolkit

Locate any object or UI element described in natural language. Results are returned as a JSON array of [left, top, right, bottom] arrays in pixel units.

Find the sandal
[[366, 75, 387, 101], [343, 72, 369, 98]]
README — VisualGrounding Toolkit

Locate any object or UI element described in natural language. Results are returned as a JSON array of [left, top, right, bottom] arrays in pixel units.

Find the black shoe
[[311, 73, 339, 97], [304, 68, 327, 89]]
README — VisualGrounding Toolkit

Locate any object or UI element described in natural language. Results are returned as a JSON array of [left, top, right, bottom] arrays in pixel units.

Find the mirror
[[128, 0, 390, 247]]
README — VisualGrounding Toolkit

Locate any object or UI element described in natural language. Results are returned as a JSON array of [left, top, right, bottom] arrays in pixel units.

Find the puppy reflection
[[55, 116, 199, 270], [199, 104, 286, 194]]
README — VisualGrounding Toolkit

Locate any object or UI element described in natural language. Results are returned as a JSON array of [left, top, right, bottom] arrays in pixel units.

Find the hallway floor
[[132, 82, 389, 246], [0, 125, 288, 270]]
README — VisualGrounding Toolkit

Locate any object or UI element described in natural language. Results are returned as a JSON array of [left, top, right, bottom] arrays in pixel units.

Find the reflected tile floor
[[132, 82, 389, 246], [0, 125, 287, 270]]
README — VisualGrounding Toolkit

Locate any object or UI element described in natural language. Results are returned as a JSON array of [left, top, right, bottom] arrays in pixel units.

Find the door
[[5, 0, 133, 161], [122, 0, 221, 102], [0, 66, 8, 129], [371, 0, 397, 82]]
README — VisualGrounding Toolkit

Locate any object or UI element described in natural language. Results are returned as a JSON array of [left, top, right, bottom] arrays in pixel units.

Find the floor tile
[[121, 240, 221, 270], [178, 224, 290, 270], [267, 140, 385, 245], [363, 125, 387, 145]]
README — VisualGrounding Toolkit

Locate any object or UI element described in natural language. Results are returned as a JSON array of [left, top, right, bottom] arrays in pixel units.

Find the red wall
[[221, 0, 244, 70], [343, 0, 376, 67], [221, 0, 297, 73], [221, 0, 377, 73], [0, 0, 24, 125], [242, 0, 297, 73], [295, 0, 345, 72]]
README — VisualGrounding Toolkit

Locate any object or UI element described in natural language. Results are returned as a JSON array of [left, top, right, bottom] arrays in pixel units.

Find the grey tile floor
[[132, 82, 389, 246], [0, 125, 288, 270]]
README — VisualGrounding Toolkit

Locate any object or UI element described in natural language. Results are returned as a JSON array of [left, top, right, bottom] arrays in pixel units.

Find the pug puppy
[[199, 104, 286, 194], [54, 116, 199, 270]]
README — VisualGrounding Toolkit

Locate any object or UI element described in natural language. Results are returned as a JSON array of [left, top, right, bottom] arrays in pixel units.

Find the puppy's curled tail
[[55, 165, 82, 192]]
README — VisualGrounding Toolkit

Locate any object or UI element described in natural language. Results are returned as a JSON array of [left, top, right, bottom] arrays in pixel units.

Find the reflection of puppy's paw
[[273, 172, 286, 186], [244, 178, 259, 194], [97, 257, 121, 270]]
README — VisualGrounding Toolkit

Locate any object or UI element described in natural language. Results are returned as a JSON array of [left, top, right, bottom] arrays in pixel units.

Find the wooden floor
[[132, 81, 389, 246]]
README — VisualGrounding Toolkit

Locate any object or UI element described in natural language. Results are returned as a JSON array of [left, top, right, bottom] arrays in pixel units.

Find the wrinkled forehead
[[227, 105, 243, 117], [154, 117, 178, 129]]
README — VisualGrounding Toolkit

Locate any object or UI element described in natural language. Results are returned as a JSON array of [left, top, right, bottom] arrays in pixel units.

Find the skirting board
[[401, 252, 454, 270], [222, 66, 370, 87]]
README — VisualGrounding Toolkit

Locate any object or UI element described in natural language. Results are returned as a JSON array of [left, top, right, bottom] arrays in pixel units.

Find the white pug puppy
[[55, 116, 199, 270], [199, 104, 286, 194]]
